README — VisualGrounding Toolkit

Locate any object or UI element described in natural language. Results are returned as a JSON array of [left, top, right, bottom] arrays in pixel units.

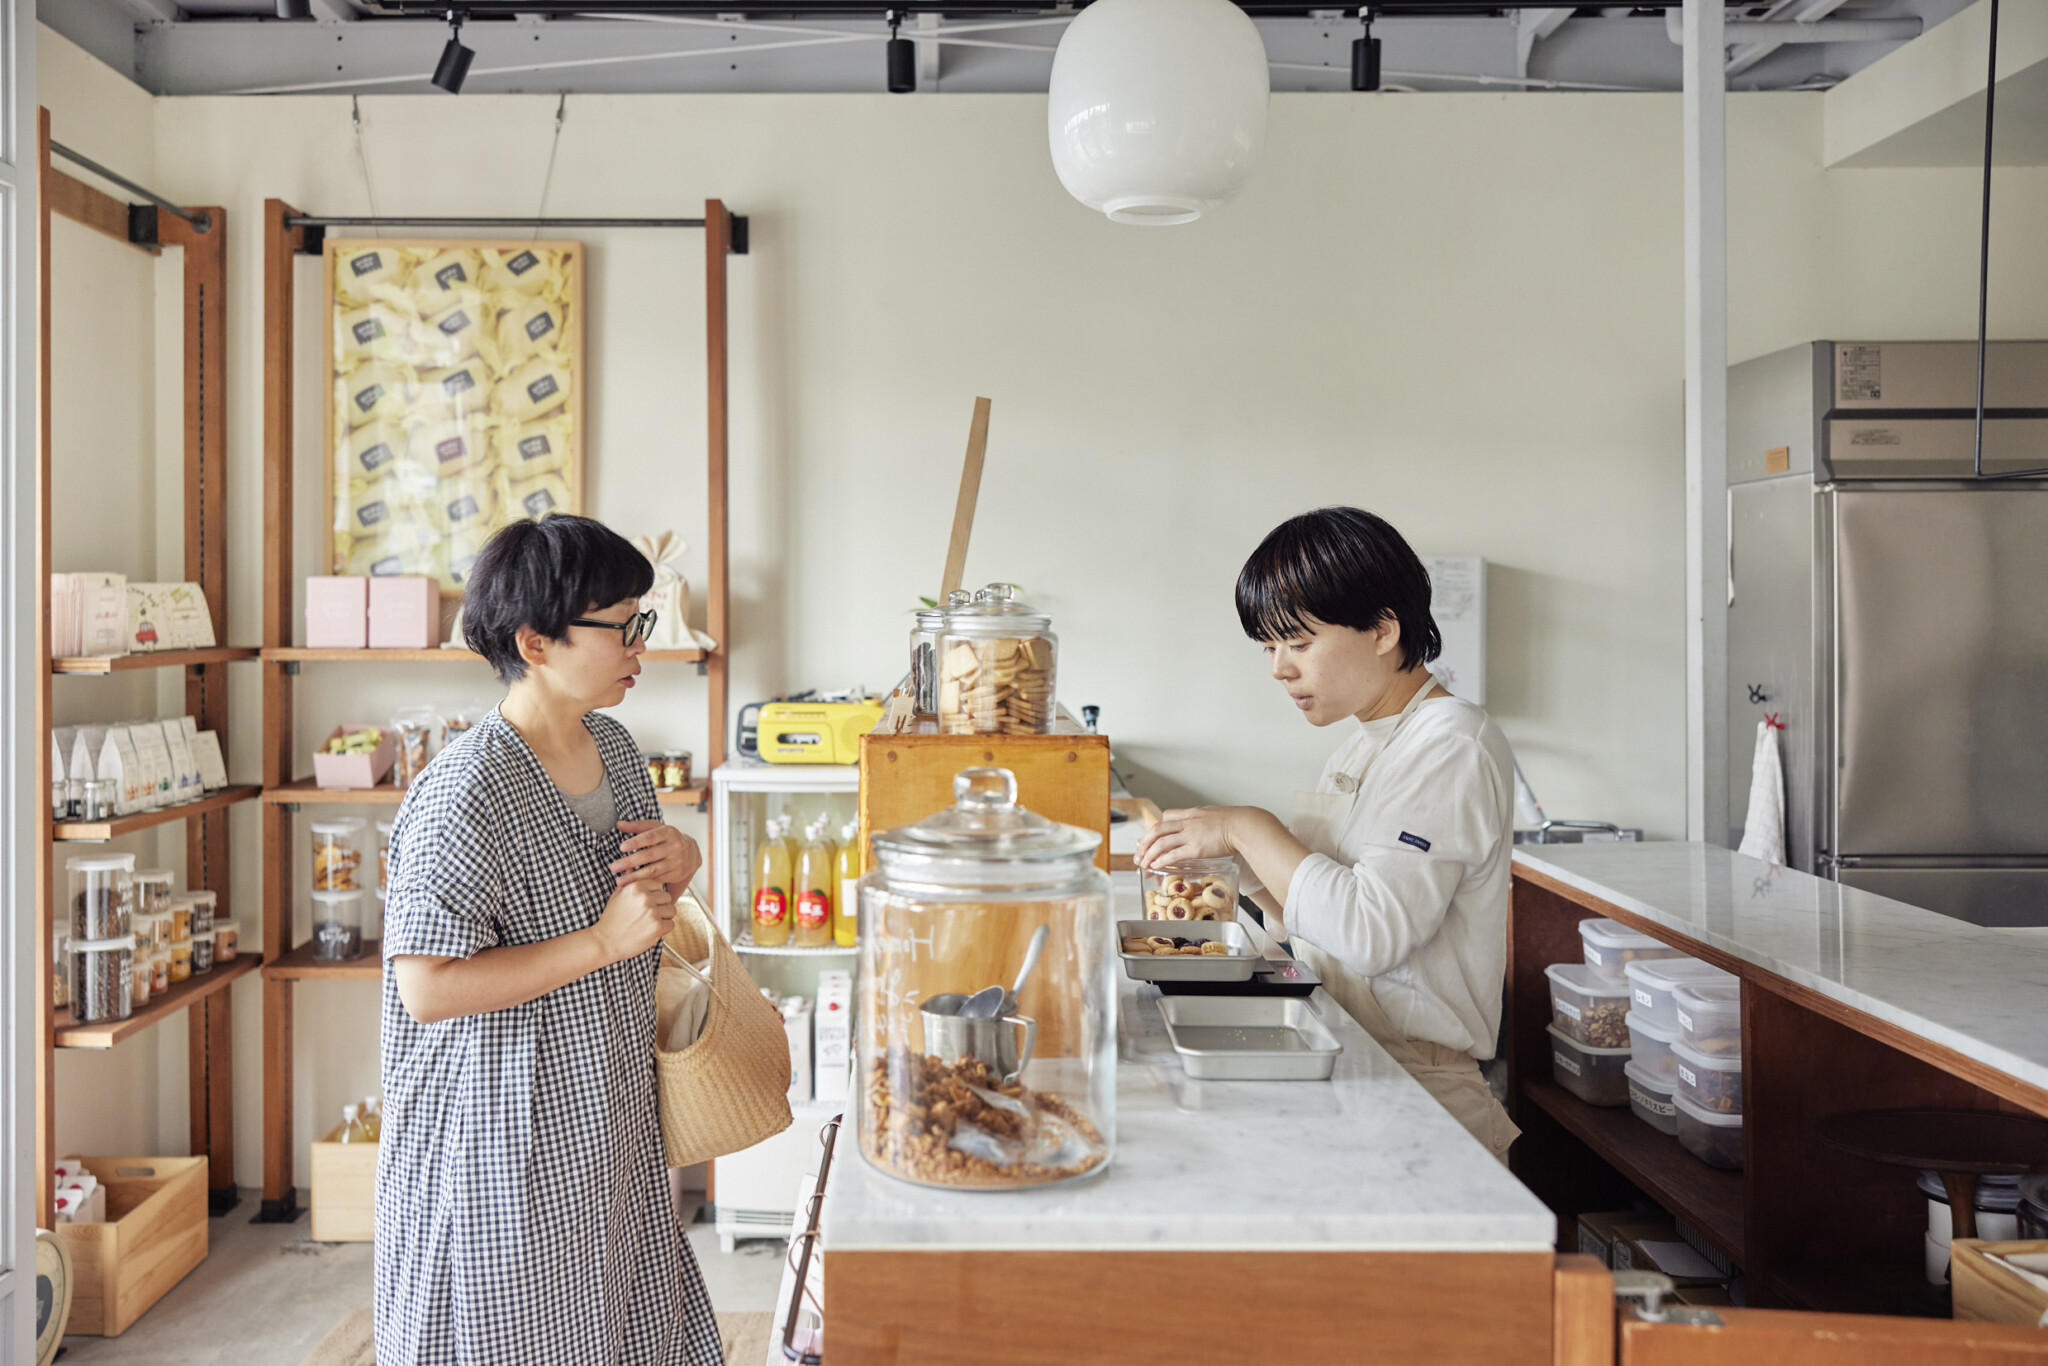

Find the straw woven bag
[[654, 889, 793, 1168]]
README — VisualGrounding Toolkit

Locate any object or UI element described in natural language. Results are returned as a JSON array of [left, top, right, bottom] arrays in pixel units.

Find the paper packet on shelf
[[126, 582, 216, 652], [162, 721, 202, 803], [110, 727, 147, 813], [128, 722, 178, 809], [191, 731, 230, 793]]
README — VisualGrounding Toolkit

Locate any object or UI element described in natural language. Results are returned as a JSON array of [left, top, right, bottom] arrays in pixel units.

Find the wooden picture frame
[[322, 239, 586, 594]]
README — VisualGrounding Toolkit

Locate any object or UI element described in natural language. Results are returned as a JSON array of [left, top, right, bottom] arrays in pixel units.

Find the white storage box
[[1548, 1023, 1631, 1107], [1624, 956, 1734, 1028], [1673, 1092, 1744, 1170], [1545, 961, 1632, 1049], [1673, 979, 1742, 1056], [1579, 917, 1685, 981], [1625, 1058, 1679, 1135], [1625, 1009, 1681, 1082], [1671, 1038, 1743, 1115]]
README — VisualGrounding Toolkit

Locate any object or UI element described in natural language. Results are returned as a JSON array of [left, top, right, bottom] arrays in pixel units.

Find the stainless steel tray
[[1118, 919, 1260, 982], [1155, 995, 1344, 1080]]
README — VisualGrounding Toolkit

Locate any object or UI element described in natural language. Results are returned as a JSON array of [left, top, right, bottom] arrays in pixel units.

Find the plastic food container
[[1623, 956, 1734, 1028], [67, 854, 134, 940], [1674, 980, 1742, 1056], [1672, 1038, 1743, 1114], [51, 933, 71, 1010], [934, 584, 1058, 736], [168, 940, 193, 982], [1624, 1057, 1679, 1135], [166, 902, 192, 943], [312, 890, 367, 961], [1673, 1092, 1743, 1169], [375, 820, 395, 895], [213, 921, 240, 964], [1625, 1008, 1682, 1082], [1918, 1169, 2022, 1252], [132, 869, 175, 922], [148, 944, 168, 995], [1141, 858, 1238, 923], [2019, 1175, 2048, 1240], [130, 948, 153, 1006], [312, 819, 367, 892], [172, 892, 218, 973], [1578, 918, 1685, 981], [1545, 962, 1633, 1049], [70, 935, 135, 1024], [1547, 1023, 1631, 1107], [858, 766, 1114, 1189]]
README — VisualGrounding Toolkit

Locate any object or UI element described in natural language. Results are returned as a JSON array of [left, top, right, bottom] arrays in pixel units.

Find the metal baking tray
[[1118, 919, 1260, 982], [1155, 995, 1344, 1080]]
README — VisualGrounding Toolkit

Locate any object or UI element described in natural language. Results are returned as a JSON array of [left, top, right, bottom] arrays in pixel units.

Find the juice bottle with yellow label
[[833, 820, 861, 948], [752, 815, 793, 947], [794, 818, 836, 948]]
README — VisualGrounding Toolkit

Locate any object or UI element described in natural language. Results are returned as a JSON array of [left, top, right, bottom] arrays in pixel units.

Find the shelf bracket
[[282, 803, 301, 815], [697, 659, 708, 677], [284, 660, 301, 676]]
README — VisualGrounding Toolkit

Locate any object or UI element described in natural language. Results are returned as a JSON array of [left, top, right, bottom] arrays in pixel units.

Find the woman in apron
[[1138, 506, 1520, 1161]]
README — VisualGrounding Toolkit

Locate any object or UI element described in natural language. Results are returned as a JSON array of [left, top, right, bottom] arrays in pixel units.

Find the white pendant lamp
[[1047, 0, 1270, 226]]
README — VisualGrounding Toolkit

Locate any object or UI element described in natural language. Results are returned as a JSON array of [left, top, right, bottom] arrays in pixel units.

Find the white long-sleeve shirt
[[1266, 695, 1516, 1059]]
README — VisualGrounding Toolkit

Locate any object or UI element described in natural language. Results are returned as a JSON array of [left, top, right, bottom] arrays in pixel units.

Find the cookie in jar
[[1141, 858, 1238, 922]]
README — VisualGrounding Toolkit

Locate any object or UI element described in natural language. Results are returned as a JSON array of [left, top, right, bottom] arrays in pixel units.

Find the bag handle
[[659, 887, 741, 1007]]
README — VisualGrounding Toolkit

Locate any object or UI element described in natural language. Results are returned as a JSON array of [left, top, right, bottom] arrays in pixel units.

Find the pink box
[[312, 724, 397, 790], [305, 577, 369, 650], [368, 576, 437, 650]]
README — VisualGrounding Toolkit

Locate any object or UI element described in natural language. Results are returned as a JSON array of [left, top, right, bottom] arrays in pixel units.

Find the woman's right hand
[[592, 878, 676, 962]]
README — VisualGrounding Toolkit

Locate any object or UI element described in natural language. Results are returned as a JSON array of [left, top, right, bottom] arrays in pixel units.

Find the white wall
[[37, 29, 2048, 1184]]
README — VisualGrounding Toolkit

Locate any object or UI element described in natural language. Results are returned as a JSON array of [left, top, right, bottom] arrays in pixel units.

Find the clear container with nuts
[[935, 584, 1058, 736], [1141, 858, 1239, 922], [71, 935, 136, 1024], [67, 854, 134, 941], [909, 588, 974, 715], [312, 819, 367, 892], [857, 766, 1114, 1191]]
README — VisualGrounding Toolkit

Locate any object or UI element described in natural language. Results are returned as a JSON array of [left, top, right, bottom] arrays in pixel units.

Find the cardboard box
[[1613, 1223, 1727, 1289], [306, 576, 369, 650], [1952, 1239, 2048, 1325], [310, 1124, 377, 1243], [1576, 1210, 1647, 1268], [312, 724, 397, 790], [814, 970, 852, 1103], [53, 1156, 208, 1336], [368, 575, 437, 649]]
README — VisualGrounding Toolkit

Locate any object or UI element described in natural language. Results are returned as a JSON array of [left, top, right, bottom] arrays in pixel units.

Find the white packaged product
[[1624, 1058, 1679, 1135], [161, 721, 202, 802], [781, 995, 814, 1105], [1623, 956, 1734, 1028], [1673, 980, 1743, 1057], [192, 731, 230, 792], [1624, 1009, 1682, 1082], [128, 723, 178, 810], [1578, 917, 1685, 981], [108, 727, 147, 812], [814, 970, 852, 1103]]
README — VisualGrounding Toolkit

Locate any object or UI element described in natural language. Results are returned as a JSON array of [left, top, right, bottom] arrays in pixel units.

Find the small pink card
[[306, 577, 368, 650], [368, 576, 437, 650]]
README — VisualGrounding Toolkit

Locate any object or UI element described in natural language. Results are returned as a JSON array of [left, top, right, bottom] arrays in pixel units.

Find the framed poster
[[324, 240, 586, 594]]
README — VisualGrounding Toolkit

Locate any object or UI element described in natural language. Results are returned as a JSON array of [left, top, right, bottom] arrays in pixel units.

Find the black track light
[[1351, 7, 1381, 92], [275, 0, 312, 19], [432, 11, 475, 94], [886, 10, 915, 94]]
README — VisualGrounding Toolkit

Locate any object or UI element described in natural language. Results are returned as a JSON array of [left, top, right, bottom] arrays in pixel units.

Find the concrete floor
[[59, 1195, 789, 1365]]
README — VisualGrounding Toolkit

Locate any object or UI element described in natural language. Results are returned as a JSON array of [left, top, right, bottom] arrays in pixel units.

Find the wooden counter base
[[826, 1248, 1554, 1365]]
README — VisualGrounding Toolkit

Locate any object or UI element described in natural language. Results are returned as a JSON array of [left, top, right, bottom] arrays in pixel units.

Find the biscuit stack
[[937, 634, 1054, 735]]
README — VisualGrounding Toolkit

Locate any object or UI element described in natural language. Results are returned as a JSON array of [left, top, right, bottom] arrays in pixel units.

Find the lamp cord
[[351, 95, 383, 238], [1970, 0, 2044, 481], [533, 93, 567, 241]]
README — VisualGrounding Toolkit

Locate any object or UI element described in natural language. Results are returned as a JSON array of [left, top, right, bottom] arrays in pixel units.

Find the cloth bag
[[632, 532, 694, 650], [654, 889, 793, 1168], [1737, 718, 1786, 866]]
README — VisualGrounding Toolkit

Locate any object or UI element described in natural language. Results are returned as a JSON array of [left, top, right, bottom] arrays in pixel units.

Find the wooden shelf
[[261, 646, 708, 664], [51, 647, 259, 674], [54, 952, 263, 1048], [1769, 1262, 1952, 1319], [734, 936, 858, 956], [264, 938, 382, 981], [261, 779, 706, 806], [54, 784, 261, 841], [1521, 1077, 1746, 1267]]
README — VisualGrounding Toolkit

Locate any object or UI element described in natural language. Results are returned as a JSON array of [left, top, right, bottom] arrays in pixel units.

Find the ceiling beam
[[109, 0, 184, 26], [1514, 6, 1571, 78]]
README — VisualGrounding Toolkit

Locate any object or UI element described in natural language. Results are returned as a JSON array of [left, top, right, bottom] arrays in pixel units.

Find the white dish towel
[[1737, 719, 1786, 866]]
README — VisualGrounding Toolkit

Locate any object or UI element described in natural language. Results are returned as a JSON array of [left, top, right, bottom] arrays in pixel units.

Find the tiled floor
[[59, 1195, 788, 1365]]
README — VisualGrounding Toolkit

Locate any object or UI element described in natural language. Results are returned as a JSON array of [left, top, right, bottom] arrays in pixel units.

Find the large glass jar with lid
[[934, 583, 1059, 735], [857, 767, 1114, 1189], [908, 588, 974, 715]]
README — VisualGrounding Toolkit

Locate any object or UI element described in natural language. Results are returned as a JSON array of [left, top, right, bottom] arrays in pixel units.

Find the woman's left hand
[[1138, 806, 1254, 869], [611, 821, 703, 893]]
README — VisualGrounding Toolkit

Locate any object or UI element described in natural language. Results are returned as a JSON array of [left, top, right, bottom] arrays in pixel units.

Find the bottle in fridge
[[795, 818, 835, 947], [752, 815, 794, 947], [834, 819, 861, 948]]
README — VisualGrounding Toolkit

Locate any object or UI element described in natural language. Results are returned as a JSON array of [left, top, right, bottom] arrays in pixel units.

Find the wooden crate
[[858, 718, 1111, 1059], [309, 1123, 377, 1243], [1951, 1239, 2048, 1325], [54, 1156, 208, 1336]]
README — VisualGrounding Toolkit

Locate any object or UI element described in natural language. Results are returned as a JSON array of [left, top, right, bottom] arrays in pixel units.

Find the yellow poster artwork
[[324, 240, 585, 593]]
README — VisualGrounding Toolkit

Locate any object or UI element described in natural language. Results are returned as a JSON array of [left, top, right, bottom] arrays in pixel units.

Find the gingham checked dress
[[374, 708, 722, 1366]]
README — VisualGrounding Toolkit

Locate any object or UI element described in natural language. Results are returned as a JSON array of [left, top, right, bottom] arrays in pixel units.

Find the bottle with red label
[[794, 818, 837, 948], [752, 815, 793, 947]]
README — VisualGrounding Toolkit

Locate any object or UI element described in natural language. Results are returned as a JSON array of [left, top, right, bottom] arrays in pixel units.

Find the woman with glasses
[[375, 514, 721, 1366]]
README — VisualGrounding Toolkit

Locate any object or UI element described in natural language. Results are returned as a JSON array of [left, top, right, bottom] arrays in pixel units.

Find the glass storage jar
[[177, 892, 218, 973], [376, 820, 395, 896], [312, 890, 367, 961], [71, 935, 135, 1024], [908, 588, 974, 715], [857, 766, 1114, 1190], [312, 819, 367, 892], [935, 584, 1059, 735], [1141, 857, 1238, 922], [133, 869, 175, 924], [67, 854, 134, 940]]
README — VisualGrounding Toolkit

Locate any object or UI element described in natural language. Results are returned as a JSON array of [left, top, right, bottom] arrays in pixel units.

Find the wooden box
[[310, 1124, 377, 1243], [1951, 1238, 2048, 1325], [54, 1156, 208, 1336]]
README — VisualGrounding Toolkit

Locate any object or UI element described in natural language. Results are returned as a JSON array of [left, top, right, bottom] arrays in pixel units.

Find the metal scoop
[[961, 924, 1050, 1019]]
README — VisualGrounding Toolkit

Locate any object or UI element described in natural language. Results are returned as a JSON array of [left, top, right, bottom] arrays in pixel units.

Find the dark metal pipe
[[50, 140, 212, 233], [1968, 0, 2047, 481]]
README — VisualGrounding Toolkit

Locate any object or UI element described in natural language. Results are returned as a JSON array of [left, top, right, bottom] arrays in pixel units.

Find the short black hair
[[462, 515, 655, 683], [1235, 506, 1442, 672]]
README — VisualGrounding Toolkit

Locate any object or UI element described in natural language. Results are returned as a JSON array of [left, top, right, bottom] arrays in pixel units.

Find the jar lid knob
[[953, 766, 1018, 811]]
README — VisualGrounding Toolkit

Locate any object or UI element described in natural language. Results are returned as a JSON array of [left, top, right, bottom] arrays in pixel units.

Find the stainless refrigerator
[[1726, 340, 2048, 927]]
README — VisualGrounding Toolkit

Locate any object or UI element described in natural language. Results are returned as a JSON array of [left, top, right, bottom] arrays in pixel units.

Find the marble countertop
[[1514, 842, 2048, 1097], [823, 876, 1556, 1254]]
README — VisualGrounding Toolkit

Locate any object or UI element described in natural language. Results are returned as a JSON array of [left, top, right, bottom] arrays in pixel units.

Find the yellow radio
[[754, 698, 884, 765]]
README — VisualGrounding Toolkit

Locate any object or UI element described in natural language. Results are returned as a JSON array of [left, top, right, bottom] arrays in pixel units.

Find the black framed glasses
[[568, 610, 658, 647]]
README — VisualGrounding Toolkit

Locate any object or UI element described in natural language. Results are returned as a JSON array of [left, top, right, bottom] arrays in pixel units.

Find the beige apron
[[1285, 681, 1521, 1163]]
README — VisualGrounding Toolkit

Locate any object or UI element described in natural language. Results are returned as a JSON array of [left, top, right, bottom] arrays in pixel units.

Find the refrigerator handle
[[1726, 487, 1736, 608]]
